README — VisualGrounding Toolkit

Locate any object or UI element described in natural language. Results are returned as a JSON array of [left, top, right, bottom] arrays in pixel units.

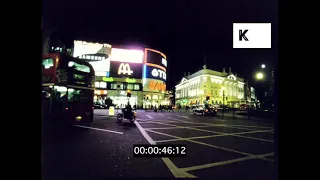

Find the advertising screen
[[73, 40, 112, 76], [109, 61, 143, 79], [110, 48, 144, 63], [143, 65, 166, 82], [145, 49, 167, 68], [143, 78, 166, 92]]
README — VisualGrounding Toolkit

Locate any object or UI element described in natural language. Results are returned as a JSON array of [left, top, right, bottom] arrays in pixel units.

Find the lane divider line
[[74, 125, 123, 134]]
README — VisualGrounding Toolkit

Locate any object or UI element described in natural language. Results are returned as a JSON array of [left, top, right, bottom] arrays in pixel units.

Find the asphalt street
[[42, 109, 276, 179]]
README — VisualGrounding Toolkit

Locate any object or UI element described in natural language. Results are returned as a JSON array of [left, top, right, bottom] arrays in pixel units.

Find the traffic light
[[206, 96, 210, 100], [127, 90, 131, 97]]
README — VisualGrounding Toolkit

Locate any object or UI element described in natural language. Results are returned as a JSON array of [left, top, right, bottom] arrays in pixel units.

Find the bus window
[[42, 58, 54, 69], [68, 61, 90, 73], [68, 88, 92, 103]]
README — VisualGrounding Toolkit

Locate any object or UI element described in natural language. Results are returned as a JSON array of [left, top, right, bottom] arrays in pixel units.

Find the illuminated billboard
[[143, 65, 166, 82], [143, 78, 166, 92], [109, 61, 143, 79], [73, 40, 112, 76], [145, 48, 167, 68], [110, 48, 144, 63]]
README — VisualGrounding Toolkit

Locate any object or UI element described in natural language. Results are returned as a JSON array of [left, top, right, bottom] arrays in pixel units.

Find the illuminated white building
[[175, 65, 245, 106]]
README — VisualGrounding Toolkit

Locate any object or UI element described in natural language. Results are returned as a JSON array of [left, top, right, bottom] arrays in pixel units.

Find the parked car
[[239, 104, 247, 111], [193, 104, 217, 117], [94, 102, 104, 109]]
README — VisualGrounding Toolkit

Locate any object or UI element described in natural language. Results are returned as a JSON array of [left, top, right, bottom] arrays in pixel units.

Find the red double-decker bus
[[42, 53, 95, 124]]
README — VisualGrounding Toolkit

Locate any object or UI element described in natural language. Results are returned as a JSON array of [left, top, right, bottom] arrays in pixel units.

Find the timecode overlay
[[133, 144, 187, 157]]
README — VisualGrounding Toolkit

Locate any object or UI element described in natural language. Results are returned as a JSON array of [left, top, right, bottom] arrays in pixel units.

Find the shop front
[[94, 89, 108, 103], [107, 90, 142, 108], [142, 92, 166, 109]]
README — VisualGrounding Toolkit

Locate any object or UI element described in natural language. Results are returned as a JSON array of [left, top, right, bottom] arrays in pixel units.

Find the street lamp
[[261, 64, 266, 69], [222, 87, 225, 119], [256, 72, 264, 80]]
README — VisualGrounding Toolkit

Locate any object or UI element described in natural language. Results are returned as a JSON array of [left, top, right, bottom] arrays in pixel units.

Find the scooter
[[117, 107, 136, 123]]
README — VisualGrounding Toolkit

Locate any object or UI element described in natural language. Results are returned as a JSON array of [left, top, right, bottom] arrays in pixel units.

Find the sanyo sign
[[151, 68, 166, 80], [118, 63, 133, 75]]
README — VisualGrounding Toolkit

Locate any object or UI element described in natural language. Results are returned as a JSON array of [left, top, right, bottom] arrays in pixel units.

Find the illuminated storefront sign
[[162, 58, 167, 67], [125, 78, 136, 83], [110, 48, 144, 63], [144, 65, 166, 81], [95, 90, 108, 95], [143, 78, 166, 92], [102, 77, 114, 82], [78, 54, 107, 61], [151, 69, 166, 80], [109, 61, 142, 79], [149, 81, 166, 91], [118, 63, 133, 75], [145, 48, 167, 68], [73, 40, 112, 76]]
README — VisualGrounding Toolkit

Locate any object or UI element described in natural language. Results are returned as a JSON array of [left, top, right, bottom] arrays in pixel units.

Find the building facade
[[72, 41, 168, 108], [175, 65, 245, 107]]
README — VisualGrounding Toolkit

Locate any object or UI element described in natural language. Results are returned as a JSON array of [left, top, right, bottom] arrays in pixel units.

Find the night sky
[[43, 0, 278, 97]]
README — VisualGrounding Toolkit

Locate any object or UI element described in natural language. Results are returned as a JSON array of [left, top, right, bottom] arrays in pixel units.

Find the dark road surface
[[43, 109, 276, 179]]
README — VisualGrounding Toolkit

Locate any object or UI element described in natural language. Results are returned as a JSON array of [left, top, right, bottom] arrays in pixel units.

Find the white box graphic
[[233, 23, 271, 48]]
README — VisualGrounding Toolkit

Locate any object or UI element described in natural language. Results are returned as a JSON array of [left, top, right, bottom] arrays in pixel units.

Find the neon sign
[[151, 68, 166, 80], [118, 63, 133, 75], [126, 78, 136, 83], [148, 81, 166, 91], [110, 48, 144, 63], [102, 77, 114, 82], [162, 58, 167, 67]]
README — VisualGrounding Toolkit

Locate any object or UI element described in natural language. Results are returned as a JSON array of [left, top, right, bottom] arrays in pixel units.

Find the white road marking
[[230, 125, 273, 129], [74, 125, 123, 134], [146, 115, 153, 119], [168, 117, 185, 122], [152, 121, 274, 142], [134, 121, 196, 178], [180, 152, 274, 172], [136, 118, 153, 121], [146, 125, 210, 130], [167, 117, 270, 131], [159, 114, 165, 117], [177, 115, 189, 119], [146, 129, 273, 162]]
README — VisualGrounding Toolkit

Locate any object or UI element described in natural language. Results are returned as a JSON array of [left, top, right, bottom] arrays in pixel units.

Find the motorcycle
[[203, 105, 217, 117], [203, 107, 217, 117], [117, 107, 136, 123]]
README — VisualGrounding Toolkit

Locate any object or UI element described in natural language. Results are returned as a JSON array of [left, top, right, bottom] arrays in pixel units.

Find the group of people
[[151, 105, 192, 112]]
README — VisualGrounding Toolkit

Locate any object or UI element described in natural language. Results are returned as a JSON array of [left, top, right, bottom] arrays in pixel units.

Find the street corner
[[157, 140, 246, 169], [196, 135, 274, 156], [187, 158, 275, 180]]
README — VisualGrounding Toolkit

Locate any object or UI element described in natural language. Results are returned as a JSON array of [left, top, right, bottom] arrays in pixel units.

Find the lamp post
[[222, 87, 225, 119]]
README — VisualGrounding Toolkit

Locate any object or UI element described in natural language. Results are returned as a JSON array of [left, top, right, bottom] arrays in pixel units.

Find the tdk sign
[[233, 23, 271, 48], [151, 68, 166, 81]]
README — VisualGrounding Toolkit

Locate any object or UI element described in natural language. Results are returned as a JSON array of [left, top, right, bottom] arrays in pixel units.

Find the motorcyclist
[[123, 102, 133, 119]]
